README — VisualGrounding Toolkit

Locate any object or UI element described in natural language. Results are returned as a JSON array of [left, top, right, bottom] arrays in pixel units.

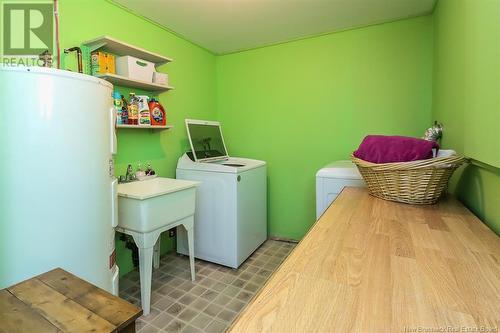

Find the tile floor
[[119, 240, 296, 333]]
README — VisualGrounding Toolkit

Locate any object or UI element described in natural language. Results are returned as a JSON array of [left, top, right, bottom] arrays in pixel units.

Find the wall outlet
[[169, 229, 176, 238]]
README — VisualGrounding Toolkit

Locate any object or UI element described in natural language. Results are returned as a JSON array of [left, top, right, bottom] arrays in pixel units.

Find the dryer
[[316, 160, 365, 219]]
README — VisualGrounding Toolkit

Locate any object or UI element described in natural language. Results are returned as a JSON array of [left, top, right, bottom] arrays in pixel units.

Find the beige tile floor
[[119, 240, 296, 333]]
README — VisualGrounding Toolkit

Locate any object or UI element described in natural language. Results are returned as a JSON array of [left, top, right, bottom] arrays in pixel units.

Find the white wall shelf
[[95, 73, 174, 92], [82, 36, 172, 65], [83, 36, 173, 131], [116, 124, 173, 130]]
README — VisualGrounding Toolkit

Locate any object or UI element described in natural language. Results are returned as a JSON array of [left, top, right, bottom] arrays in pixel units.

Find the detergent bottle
[[148, 98, 166, 126]]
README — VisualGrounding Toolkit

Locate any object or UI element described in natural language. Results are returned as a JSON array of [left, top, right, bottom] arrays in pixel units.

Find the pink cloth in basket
[[353, 135, 439, 163]]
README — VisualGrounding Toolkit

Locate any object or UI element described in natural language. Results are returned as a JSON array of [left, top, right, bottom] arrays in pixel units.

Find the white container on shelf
[[116, 55, 155, 82], [153, 72, 168, 85]]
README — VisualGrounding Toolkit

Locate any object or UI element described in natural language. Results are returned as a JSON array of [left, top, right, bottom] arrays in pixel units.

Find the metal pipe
[[54, 0, 60, 68], [64, 46, 83, 73]]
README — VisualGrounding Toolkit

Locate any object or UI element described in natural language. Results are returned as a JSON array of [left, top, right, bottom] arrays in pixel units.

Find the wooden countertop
[[0, 268, 142, 333], [229, 188, 500, 333]]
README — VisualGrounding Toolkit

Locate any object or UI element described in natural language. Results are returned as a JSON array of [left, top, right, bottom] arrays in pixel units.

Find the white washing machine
[[176, 119, 267, 268], [316, 160, 365, 219]]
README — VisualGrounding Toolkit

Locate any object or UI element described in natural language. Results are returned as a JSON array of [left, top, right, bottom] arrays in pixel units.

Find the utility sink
[[116, 177, 199, 315], [117, 177, 199, 233]]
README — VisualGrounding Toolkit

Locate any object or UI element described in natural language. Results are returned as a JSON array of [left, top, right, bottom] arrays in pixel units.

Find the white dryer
[[176, 119, 267, 268], [316, 160, 365, 219]]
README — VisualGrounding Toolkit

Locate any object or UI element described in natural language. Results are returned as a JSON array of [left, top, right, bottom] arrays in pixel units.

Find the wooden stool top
[[0, 268, 142, 333]]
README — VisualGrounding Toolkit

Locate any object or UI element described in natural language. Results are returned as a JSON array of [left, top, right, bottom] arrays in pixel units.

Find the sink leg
[[153, 239, 160, 270], [186, 225, 195, 282], [138, 246, 154, 316]]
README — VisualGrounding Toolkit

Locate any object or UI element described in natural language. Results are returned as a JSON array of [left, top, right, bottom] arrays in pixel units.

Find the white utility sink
[[118, 177, 198, 232], [116, 177, 199, 315]]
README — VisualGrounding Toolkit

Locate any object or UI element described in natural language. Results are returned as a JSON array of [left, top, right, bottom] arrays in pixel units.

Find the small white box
[[153, 72, 168, 86], [115, 55, 155, 82]]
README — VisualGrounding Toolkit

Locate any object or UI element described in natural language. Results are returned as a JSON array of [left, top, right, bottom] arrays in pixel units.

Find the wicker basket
[[351, 154, 466, 204]]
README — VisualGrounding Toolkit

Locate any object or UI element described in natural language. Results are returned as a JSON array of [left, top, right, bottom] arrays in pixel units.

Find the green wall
[[25, 0, 499, 278], [216, 17, 434, 239], [433, 0, 500, 234], [58, 0, 217, 275]]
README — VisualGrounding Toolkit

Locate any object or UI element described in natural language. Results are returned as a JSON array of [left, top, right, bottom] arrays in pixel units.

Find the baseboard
[[268, 236, 299, 243]]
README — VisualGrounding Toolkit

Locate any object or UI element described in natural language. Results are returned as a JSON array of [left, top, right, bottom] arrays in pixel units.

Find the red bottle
[[148, 99, 166, 126]]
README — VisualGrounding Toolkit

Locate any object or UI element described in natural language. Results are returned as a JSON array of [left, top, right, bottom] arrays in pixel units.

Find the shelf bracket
[[87, 41, 107, 53]]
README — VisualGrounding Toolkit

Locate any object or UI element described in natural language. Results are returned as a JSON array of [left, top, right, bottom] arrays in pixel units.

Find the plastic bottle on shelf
[[137, 95, 151, 126], [128, 92, 139, 125], [113, 91, 123, 125], [148, 98, 166, 126], [120, 95, 129, 125]]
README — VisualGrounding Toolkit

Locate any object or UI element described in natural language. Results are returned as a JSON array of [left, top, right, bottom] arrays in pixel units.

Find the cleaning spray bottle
[[137, 95, 151, 126]]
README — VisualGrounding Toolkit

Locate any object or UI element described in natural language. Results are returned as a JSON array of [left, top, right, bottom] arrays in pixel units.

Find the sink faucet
[[122, 164, 135, 183], [126, 164, 134, 181], [118, 164, 136, 184]]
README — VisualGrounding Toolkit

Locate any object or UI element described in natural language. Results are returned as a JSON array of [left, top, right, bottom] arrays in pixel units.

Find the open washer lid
[[185, 119, 229, 162]]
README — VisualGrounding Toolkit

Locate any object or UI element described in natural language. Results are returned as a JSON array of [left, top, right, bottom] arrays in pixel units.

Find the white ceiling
[[113, 0, 437, 55]]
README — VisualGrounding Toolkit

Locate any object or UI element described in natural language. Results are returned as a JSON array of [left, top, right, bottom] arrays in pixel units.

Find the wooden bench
[[0, 268, 142, 333], [229, 187, 500, 332]]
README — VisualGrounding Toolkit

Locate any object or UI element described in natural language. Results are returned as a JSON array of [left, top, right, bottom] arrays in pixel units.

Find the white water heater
[[0, 66, 119, 294]]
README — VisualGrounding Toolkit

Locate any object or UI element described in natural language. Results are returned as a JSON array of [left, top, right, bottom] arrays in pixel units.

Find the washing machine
[[176, 119, 267, 268], [316, 160, 365, 219]]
